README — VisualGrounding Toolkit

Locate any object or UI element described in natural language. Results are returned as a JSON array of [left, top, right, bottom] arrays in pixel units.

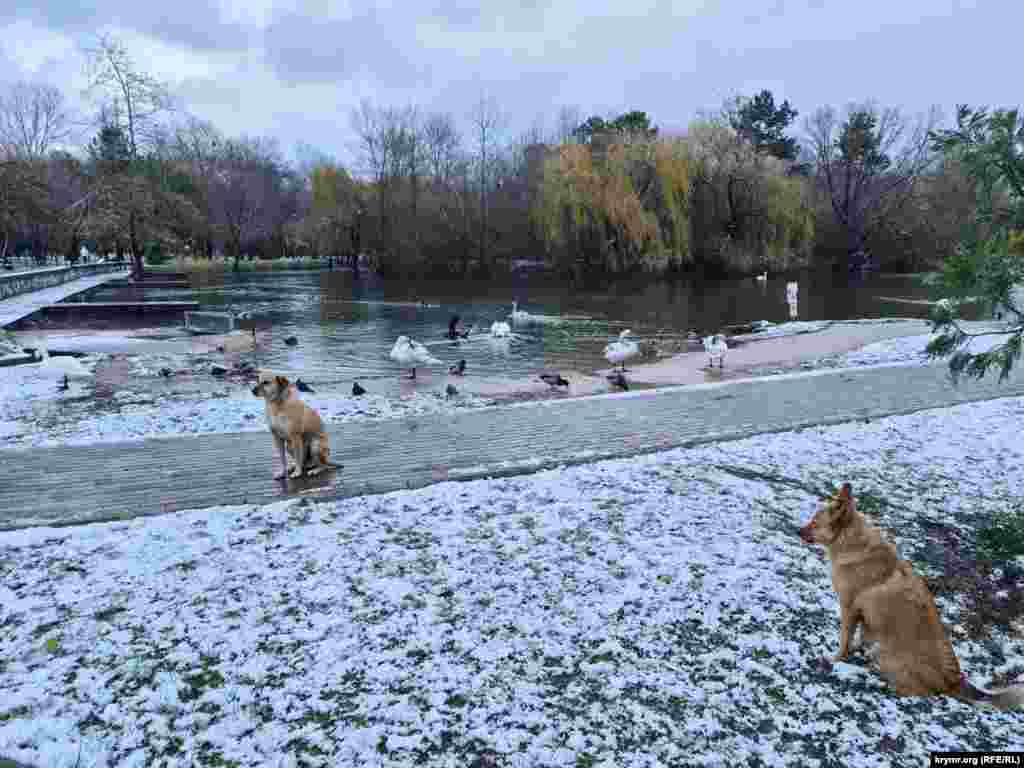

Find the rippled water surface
[[76, 268, 958, 385]]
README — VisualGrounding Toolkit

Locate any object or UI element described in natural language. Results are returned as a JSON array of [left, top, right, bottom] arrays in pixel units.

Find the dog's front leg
[[287, 434, 305, 478], [833, 602, 859, 662], [273, 434, 288, 480]]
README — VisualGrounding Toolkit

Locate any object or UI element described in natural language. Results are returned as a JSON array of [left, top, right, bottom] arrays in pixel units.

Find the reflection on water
[[76, 268, 964, 384]]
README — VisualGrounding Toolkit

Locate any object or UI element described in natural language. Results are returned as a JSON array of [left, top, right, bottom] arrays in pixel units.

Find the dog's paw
[[288, 468, 304, 479]]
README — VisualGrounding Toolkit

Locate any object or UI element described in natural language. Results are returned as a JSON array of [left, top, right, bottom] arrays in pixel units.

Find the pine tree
[[926, 105, 1024, 382], [730, 90, 799, 161]]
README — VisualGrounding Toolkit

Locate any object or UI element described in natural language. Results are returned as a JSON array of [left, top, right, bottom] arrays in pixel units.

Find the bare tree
[[211, 137, 283, 268], [805, 102, 939, 265], [0, 82, 74, 160], [422, 112, 461, 190], [350, 100, 418, 265], [171, 116, 223, 258], [469, 93, 505, 268], [83, 32, 175, 159]]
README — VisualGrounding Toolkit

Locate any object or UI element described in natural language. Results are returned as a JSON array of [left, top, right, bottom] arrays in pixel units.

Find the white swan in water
[[756, 271, 768, 282], [703, 334, 728, 368], [490, 321, 512, 338], [604, 330, 640, 372], [389, 336, 442, 380], [510, 301, 534, 325]]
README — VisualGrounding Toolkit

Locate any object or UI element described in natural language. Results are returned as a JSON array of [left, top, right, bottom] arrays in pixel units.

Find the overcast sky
[[1, 0, 1019, 166]]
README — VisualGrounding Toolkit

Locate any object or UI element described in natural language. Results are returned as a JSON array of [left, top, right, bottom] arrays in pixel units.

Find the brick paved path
[[2, 361, 1024, 530]]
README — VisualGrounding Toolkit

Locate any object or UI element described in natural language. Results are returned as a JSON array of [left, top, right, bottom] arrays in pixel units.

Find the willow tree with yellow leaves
[[531, 124, 813, 276], [530, 135, 693, 274]]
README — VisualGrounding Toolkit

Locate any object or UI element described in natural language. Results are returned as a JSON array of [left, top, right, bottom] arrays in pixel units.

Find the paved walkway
[[2, 361, 1024, 530], [0, 269, 129, 328]]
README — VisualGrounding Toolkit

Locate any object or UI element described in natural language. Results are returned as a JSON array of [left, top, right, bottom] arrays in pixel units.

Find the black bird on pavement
[[539, 372, 569, 388], [606, 370, 629, 391]]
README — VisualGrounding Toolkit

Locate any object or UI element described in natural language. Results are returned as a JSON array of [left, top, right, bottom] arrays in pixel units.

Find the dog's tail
[[956, 674, 1024, 711]]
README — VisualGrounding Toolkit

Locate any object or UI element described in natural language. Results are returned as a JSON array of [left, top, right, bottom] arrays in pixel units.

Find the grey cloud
[[175, 76, 245, 111], [263, 9, 424, 88], [5, 1, 248, 52], [131, 10, 251, 52], [3, 0, 1020, 171]]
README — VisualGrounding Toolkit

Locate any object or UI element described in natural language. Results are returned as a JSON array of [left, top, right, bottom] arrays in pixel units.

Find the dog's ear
[[832, 485, 854, 528], [275, 375, 290, 387]]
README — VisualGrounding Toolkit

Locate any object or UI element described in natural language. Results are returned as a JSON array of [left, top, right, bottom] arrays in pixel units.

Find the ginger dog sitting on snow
[[252, 372, 331, 480], [799, 482, 1024, 711]]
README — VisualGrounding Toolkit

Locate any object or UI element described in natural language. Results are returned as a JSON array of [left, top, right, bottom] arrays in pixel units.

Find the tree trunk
[[129, 210, 143, 279], [67, 232, 80, 265]]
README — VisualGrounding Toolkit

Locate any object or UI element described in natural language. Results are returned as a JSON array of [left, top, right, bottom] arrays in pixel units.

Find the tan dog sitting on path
[[799, 482, 1024, 711], [251, 371, 332, 480]]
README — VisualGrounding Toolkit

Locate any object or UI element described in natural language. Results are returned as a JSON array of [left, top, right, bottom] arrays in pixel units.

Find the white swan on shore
[[786, 281, 798, 301], [490, 321, 512, 338], [389, 336, 441, 380], [703, 334, 728, 369], [604, 330, 640, 372], [32, 342, 92, 380]]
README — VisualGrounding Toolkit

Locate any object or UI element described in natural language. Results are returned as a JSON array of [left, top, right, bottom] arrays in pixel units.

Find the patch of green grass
[[0, 705, 31, 722], [181, 658, 226, 703], [445, 693, 468, 708], [976, 505, 1024, 563], [94, 605, 127, 622], [31, 619, 63, 638], [195, 741, 241, 768], [852, 491, 885, 519], [147, 255, 331, 273]]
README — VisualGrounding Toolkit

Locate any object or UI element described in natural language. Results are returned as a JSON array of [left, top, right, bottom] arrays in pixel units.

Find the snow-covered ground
[[2, 396, 1023, 767]]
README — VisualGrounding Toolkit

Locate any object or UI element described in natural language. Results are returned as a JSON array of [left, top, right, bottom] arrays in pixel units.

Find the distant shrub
[[143, 241, 169, 265]]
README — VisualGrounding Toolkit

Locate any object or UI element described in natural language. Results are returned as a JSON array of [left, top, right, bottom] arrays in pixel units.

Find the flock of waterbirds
[[18, 284, 760, 401]]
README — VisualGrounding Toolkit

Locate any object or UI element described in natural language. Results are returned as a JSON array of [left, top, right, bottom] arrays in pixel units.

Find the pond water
[[74, 268, 963, 387]]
